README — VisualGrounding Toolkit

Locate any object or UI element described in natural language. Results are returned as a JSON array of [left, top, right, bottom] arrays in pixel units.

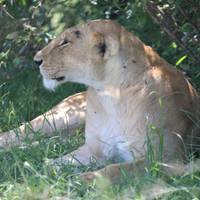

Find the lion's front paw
[[80, 170, 104, 184]]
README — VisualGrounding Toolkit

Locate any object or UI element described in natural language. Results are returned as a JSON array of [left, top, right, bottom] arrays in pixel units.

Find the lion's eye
[[59, 39, 70, 47]]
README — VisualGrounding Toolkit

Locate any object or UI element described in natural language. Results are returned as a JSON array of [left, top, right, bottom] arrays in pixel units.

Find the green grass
[[0, 67, 200, 199]]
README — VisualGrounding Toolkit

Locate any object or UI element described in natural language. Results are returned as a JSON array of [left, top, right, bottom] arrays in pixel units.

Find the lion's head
[[34, 20, 148, 90]]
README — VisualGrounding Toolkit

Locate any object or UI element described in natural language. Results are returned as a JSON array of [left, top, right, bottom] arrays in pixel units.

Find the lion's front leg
[[50, 143, 103, 167], [0, 92, 86, 148]]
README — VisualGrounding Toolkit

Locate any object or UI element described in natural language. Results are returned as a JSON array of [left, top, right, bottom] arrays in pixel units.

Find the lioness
[[0, 20, 199, 182]]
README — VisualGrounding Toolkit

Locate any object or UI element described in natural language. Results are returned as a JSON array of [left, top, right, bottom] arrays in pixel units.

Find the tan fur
[[1, 20, 199, 182]]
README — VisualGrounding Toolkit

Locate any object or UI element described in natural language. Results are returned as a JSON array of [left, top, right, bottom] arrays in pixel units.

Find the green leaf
[[13, 58, 21, 65], [181, 23, 193, 33], [171, 42, 177, 49], [175, 55, 187, 66], [6, 32, 18, 40]]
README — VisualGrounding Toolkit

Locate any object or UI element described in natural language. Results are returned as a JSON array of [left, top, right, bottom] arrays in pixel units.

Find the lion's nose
[[34, 59, 43, 66]]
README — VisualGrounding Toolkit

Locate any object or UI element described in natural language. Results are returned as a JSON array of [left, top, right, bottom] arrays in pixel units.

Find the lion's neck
[[89, 76, 145, 115], [99, 55, 148, 90]]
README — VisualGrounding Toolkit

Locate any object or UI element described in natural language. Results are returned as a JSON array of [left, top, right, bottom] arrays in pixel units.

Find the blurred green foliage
[[0, 0, 199, 131]]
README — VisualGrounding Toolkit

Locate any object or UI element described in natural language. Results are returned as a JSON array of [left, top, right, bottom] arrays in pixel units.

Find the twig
[[0, 4, 16, 20]]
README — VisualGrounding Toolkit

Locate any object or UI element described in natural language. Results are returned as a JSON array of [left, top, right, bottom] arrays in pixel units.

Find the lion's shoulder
[[144, 45, 170, 67]]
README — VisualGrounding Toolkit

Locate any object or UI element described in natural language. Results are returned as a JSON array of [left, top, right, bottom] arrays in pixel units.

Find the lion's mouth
[[51, 76, 65, 82]]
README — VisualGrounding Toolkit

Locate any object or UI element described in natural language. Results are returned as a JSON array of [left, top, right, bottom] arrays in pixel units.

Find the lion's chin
[[43, 78, 60, 91]]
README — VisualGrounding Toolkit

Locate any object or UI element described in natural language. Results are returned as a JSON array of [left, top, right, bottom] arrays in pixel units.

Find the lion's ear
[[90, 32, 119, 59], [105, 35, 119, 58], [90, 32, 106, 59]]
